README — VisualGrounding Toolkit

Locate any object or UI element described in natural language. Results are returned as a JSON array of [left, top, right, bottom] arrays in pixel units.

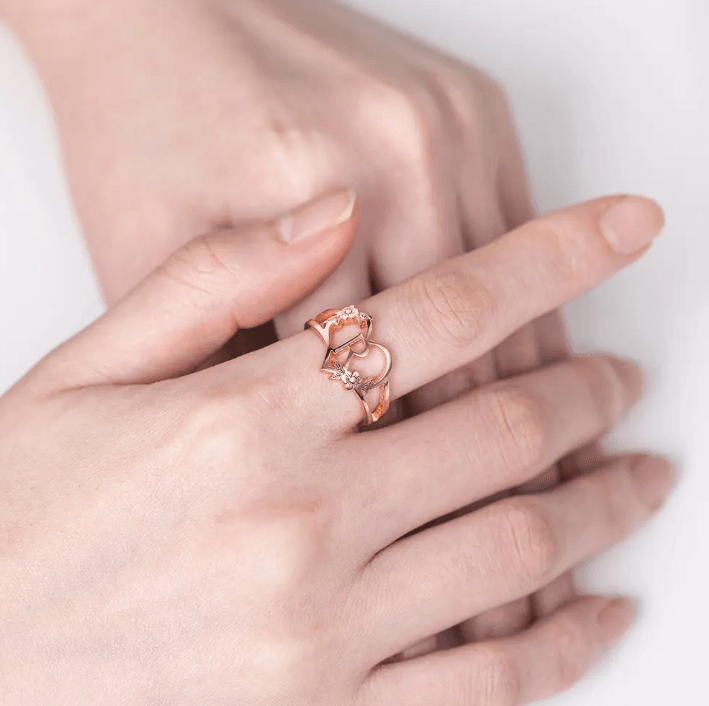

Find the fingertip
[[623, 195, 666, 234], [627, 453, 675, 512], [599, 194, 665, 254], [635, 195, 665, 232], [596, 596, 636, 641]]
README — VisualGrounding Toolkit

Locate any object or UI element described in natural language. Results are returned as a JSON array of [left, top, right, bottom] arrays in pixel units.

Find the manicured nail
[[600, 196, 665, 254], [627, 454, 674, 512], [279, 189, 357, 243], [597, 597, 636, 640]]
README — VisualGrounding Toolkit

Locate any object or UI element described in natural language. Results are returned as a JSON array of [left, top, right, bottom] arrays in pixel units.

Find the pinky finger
[[362, 596, 634, 706]]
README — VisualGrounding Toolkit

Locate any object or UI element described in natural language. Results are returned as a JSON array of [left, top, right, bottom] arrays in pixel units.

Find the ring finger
[[269, 193, 664, 433]]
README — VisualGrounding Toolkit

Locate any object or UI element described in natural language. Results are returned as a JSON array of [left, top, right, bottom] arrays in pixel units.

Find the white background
[[0, 0, 707, 703]]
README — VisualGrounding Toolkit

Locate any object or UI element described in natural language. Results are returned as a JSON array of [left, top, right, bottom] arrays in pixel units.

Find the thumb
[[37, 189, 358, 388]]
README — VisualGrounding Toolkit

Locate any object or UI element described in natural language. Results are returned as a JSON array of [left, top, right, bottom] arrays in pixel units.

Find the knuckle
[[427, 64, 509, 132], [282, 496, 338, 553], [495, 499, 557, 586], [208, 480, 339, 593], [158, 234, 238, 304], [218, 366, 299, 435], [412, 267, 495, 351], [168, 234, 229, 280], [427, 68, 481, 126], [474, 647, 521, 706], [181, 390, 251, 467], [247, 494, 339, 588], [180, 376, 292, 477], [482, 386, 548, 475], [356, 78, 437, 164], [458, 70, 510, 137]]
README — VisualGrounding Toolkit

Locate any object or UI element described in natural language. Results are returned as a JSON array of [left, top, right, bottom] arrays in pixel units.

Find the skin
[[0, 193, 671, 704], [1, 0, 584, 649]]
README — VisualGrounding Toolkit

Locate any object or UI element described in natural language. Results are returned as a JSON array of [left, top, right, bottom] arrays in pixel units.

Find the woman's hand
[[5, 0, 531, 308], [0, 0, 584, 642], [0, 194, 670, 704]]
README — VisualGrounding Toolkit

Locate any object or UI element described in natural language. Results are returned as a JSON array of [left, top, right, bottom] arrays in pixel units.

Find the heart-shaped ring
[[305, 306, 392, 425]]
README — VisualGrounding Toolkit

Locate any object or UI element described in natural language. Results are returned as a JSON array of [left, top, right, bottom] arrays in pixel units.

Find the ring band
[[305, 306, 392, 426]]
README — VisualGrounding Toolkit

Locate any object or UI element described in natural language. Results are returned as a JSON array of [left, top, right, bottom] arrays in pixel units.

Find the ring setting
[[306, 306, 392, 426]]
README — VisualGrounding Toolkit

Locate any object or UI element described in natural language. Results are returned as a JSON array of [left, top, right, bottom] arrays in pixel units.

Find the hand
[[3, 0, 577, 645], [0, 194, 670, 704], [5, 0, 532, 310]]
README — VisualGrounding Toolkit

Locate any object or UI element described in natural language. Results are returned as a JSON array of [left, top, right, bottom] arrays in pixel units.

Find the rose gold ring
[[306, 306, 392, 426]]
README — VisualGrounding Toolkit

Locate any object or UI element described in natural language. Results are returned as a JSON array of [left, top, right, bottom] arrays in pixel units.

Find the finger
[[351, 355, 642, 544], [362, 595, 634, 706], [34, 190, 358, 389], [372, 194, 664, 402], [275, 194, 663, 430], [361, 454, 671, 656]]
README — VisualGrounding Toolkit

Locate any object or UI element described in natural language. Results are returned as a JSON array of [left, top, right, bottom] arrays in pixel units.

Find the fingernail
[[600, 196, 665, 254], [627, 454, 674, 512], [279, 189, 357, 243], [597, 597, 636, 640], [605, 356, 644, 408]]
